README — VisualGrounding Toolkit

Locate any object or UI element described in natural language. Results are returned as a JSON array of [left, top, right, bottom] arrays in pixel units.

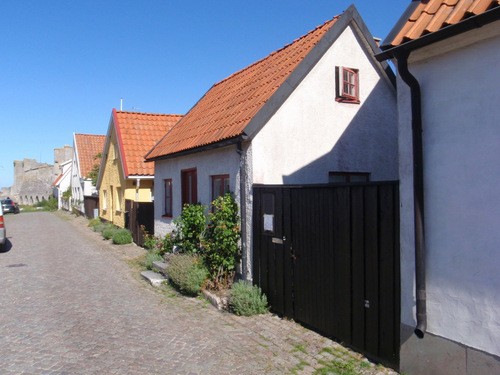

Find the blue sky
[[0, 0, 408, 189]]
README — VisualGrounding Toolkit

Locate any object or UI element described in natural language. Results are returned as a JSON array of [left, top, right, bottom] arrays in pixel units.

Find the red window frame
[[181, 168, 197, 207], [336, 66, 360, 103], [163, 179, 173, 218], [211, 175, 230, 202]]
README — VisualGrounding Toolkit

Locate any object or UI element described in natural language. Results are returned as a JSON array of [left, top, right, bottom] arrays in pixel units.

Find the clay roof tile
[[386, 0, 499, 47], [146, 16, 339, 160]]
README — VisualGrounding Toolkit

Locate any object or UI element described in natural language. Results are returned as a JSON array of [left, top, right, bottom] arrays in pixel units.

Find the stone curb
[[141, 270, 166, 287]]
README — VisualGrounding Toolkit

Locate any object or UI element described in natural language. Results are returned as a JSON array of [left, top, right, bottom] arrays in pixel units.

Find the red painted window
[[164, 179, 172, 218], [181, 168, 197, 207], [211, 175, 230, 201], [336, 66, 359, 103]]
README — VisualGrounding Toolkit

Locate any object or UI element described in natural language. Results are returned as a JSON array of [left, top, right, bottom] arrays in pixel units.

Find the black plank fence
[[252, 182, 400, 367]]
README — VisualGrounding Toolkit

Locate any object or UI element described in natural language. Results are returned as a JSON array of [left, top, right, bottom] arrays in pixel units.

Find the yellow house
[[97, 109, 183, 228]]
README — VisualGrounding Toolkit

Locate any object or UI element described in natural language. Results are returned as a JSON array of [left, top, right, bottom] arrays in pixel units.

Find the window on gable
[[328, 172, 370, 184], [336, 66, 359, 103], [163, 179, 173, 218], [211, 175, 230, 202]]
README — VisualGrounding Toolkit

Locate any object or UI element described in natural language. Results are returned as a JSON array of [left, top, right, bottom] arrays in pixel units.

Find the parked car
[[1, 198, 19, 214], [0, 203, 6, 251]]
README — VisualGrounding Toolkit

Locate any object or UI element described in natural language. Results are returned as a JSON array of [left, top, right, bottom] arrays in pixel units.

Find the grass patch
[[313, 346, 376, 375], [291, 343, 308, 355], [290, 360, 311, 374]]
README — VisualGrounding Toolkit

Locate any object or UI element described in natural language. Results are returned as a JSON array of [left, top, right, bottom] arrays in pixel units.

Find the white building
[[52, 159, 72, 211], [146, 4, 398, 281], [378, 1, 500, 373], [71, 133, 106, 217]]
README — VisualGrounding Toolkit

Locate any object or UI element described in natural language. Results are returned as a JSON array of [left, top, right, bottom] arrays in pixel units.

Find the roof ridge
[[75, 133, 106, 137], [115, 110, 184, 117], [213, 16, 340, 88]]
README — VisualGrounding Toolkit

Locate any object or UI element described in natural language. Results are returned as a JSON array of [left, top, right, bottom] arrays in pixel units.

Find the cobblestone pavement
[[0, 211, 399, 374]]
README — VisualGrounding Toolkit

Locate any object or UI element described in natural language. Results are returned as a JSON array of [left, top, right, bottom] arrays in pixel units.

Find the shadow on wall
[[283, 80, 398, 185]]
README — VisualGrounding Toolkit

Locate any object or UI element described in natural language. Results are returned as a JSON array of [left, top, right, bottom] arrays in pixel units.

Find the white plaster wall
[[70, 152, 84, 206], [399, 30, 500, 356], [153, 145, 241, 237], [251, 24, 398, 185]]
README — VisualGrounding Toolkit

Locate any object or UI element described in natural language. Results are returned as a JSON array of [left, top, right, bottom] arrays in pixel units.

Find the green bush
[[112, 228, 132, 244], [145, 252, 163, 270], [34, 197, 58, 211], [174, 203, 206, 254], [166, 254, 208, 296], [229, 280, 269, 316], [88, 218, 101, 228], [203, 193, 241, 288], [93, 223, 106, 233], [102, 224, 117, 240]]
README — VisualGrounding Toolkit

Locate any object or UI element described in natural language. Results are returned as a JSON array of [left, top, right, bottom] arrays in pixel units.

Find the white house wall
[[251, 24, 398, 185], [70, 150, 84, 211], [153, 145, 242, 237], [398, 28, 500, 360]]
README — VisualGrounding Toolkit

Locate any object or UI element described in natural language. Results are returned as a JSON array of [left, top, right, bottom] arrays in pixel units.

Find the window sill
[[162, 215, 173, 220], [335, 97, 360, 104]]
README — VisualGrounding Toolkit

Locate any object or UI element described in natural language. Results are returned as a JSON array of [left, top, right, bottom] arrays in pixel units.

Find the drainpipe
[[395, 50, 427, 338], [136, 178, 141, 202], [236, 141, 248, 280]]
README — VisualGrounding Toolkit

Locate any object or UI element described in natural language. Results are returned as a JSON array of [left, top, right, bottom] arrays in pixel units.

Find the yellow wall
[[99, 125, 154, 228]]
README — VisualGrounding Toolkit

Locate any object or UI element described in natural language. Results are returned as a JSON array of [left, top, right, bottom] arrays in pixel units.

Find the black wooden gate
[[125, 200, 154, 247], [252, 182, 400, 367]]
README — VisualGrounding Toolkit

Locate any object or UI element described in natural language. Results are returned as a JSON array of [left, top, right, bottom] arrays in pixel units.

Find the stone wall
[[0, 146, 73, 205]]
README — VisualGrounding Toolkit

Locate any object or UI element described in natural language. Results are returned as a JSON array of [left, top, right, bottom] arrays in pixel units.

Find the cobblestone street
[[0, 211, 398, 374]]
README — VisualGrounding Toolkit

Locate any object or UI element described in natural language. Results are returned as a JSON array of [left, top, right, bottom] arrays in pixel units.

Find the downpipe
[[236, 141, 248, 279], [396, 51, 427, 338]]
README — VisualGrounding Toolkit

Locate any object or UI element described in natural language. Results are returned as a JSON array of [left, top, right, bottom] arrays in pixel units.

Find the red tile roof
[[113, 110, 183, 176], [387, 0, 500, 47], [146, 16, 339, 160], [74, 134, 106, 178], [52, 174, 63, 187]]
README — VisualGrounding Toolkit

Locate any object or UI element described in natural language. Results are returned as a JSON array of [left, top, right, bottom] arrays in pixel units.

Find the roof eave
[[145, 135, 247, 163], [376, 6, 500, 61]]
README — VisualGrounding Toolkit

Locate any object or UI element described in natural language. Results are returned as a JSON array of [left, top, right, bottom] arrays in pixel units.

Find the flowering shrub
[[140, 226, 177, 255], [173, 203, 206, 254], [203, 193, 241, 289]]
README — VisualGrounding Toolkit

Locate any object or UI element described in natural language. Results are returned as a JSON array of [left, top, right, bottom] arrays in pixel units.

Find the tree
[[87, 152, 102, 186]]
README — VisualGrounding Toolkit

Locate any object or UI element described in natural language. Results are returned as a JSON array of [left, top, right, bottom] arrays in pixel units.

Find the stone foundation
[[400, 323, 500, 375]]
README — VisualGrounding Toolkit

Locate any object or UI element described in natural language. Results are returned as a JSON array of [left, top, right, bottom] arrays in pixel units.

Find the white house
[[146, 4, 398, 280], [377, 0, 500, 373], [52, 159, 72, 211], [71, 133, 106, 217]]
